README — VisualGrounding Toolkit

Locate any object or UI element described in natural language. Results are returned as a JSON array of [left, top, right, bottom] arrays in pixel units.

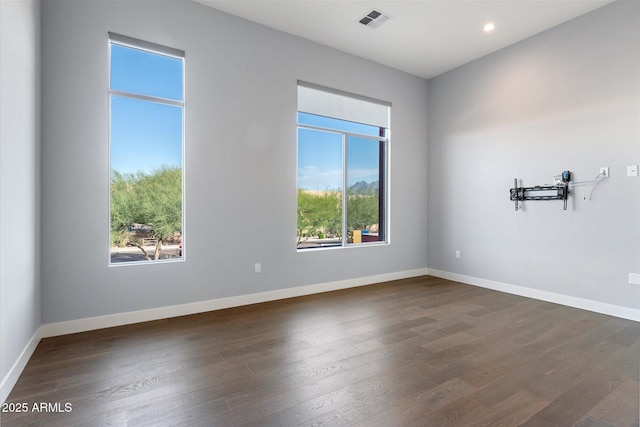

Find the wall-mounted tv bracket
[[510, 171, 571, 211]]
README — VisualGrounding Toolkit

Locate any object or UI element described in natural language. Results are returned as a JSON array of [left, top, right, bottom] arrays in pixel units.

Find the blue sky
[[297, 113, 381, 190], [110, 43, 183, 175]]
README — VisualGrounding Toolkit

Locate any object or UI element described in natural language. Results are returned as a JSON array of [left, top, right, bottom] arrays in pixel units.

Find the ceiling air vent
[[358, 9, 391, 29]]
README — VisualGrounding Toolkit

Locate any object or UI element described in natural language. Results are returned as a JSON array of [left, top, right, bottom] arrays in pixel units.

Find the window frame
[[296, 86, 390, 250], [108, 33, 186, 266]]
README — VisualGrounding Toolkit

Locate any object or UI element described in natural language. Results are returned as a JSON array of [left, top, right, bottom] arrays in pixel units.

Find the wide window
[[297, 82, 390, 249], [109, 33, 185, 264]]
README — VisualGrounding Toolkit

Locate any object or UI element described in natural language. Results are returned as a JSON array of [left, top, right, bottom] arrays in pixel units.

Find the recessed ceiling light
[[484, 22, 495, 32]]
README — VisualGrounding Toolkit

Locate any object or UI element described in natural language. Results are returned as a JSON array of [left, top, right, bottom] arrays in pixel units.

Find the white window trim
[[108, 33, 186, 266], [296, 83, 391, 250]]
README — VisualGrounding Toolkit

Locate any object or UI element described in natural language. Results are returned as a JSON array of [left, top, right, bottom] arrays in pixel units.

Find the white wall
[[0, 0, 41, 403], [428, 1, 640, 312], [40, 0, 429, 323]]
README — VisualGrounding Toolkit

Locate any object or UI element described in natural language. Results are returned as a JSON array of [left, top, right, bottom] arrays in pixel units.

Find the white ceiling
[[194, 0, 614, 79]]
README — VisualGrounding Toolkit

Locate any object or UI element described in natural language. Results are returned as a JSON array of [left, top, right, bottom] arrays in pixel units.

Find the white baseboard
[[427, 268, 640, 322], [1, 267, 427, 404], [41, 268, 430, 338], [0, 328, 43, 404], [4, 266, 636, 404]]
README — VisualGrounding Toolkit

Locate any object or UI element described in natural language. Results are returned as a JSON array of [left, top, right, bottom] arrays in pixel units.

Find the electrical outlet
[[600, 167, 609, 177], [455, 250, 461, 259], [628, 164, 638, 177], [630, 273, 640, 286], [255, 263, 261, 273]]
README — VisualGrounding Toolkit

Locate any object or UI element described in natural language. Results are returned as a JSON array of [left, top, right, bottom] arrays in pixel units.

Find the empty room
[[1, 0, 638, 425]]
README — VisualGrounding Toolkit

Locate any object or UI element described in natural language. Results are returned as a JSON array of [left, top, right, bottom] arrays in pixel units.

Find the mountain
[[349, 181, 379, 194]]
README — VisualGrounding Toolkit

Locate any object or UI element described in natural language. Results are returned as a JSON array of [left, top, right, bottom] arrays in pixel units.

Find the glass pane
[[110, 96, 183, 173], [298, 112, 381, 137], [110, 43, 183, 101], [110, 95, 183, 263], [347, 136, 383, 244], [297, 127, 343, 249]]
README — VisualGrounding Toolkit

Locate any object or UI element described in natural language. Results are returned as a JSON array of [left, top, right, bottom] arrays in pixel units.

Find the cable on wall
[[568, 172, 607, 200]]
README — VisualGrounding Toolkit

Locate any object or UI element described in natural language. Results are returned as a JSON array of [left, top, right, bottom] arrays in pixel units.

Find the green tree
[[347, 191, 379, 231], [110, 170, 134, 247], [297, 189, 341, 246], [110, 166, 182, 260]]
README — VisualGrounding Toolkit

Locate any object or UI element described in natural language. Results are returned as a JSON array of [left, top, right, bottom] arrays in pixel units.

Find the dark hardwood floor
[[2, 276, 639, 426]]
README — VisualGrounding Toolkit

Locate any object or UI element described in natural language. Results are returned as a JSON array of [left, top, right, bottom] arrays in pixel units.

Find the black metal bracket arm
[[510, 171, 571, 211]]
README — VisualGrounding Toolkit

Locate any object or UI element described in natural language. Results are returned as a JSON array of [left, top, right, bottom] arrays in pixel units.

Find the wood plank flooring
[[2, 276, 638, 426]]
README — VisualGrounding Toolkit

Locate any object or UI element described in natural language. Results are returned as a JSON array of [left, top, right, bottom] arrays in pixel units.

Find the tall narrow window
[[297, 82, 390, 249], [109, 33, 185, 264]]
